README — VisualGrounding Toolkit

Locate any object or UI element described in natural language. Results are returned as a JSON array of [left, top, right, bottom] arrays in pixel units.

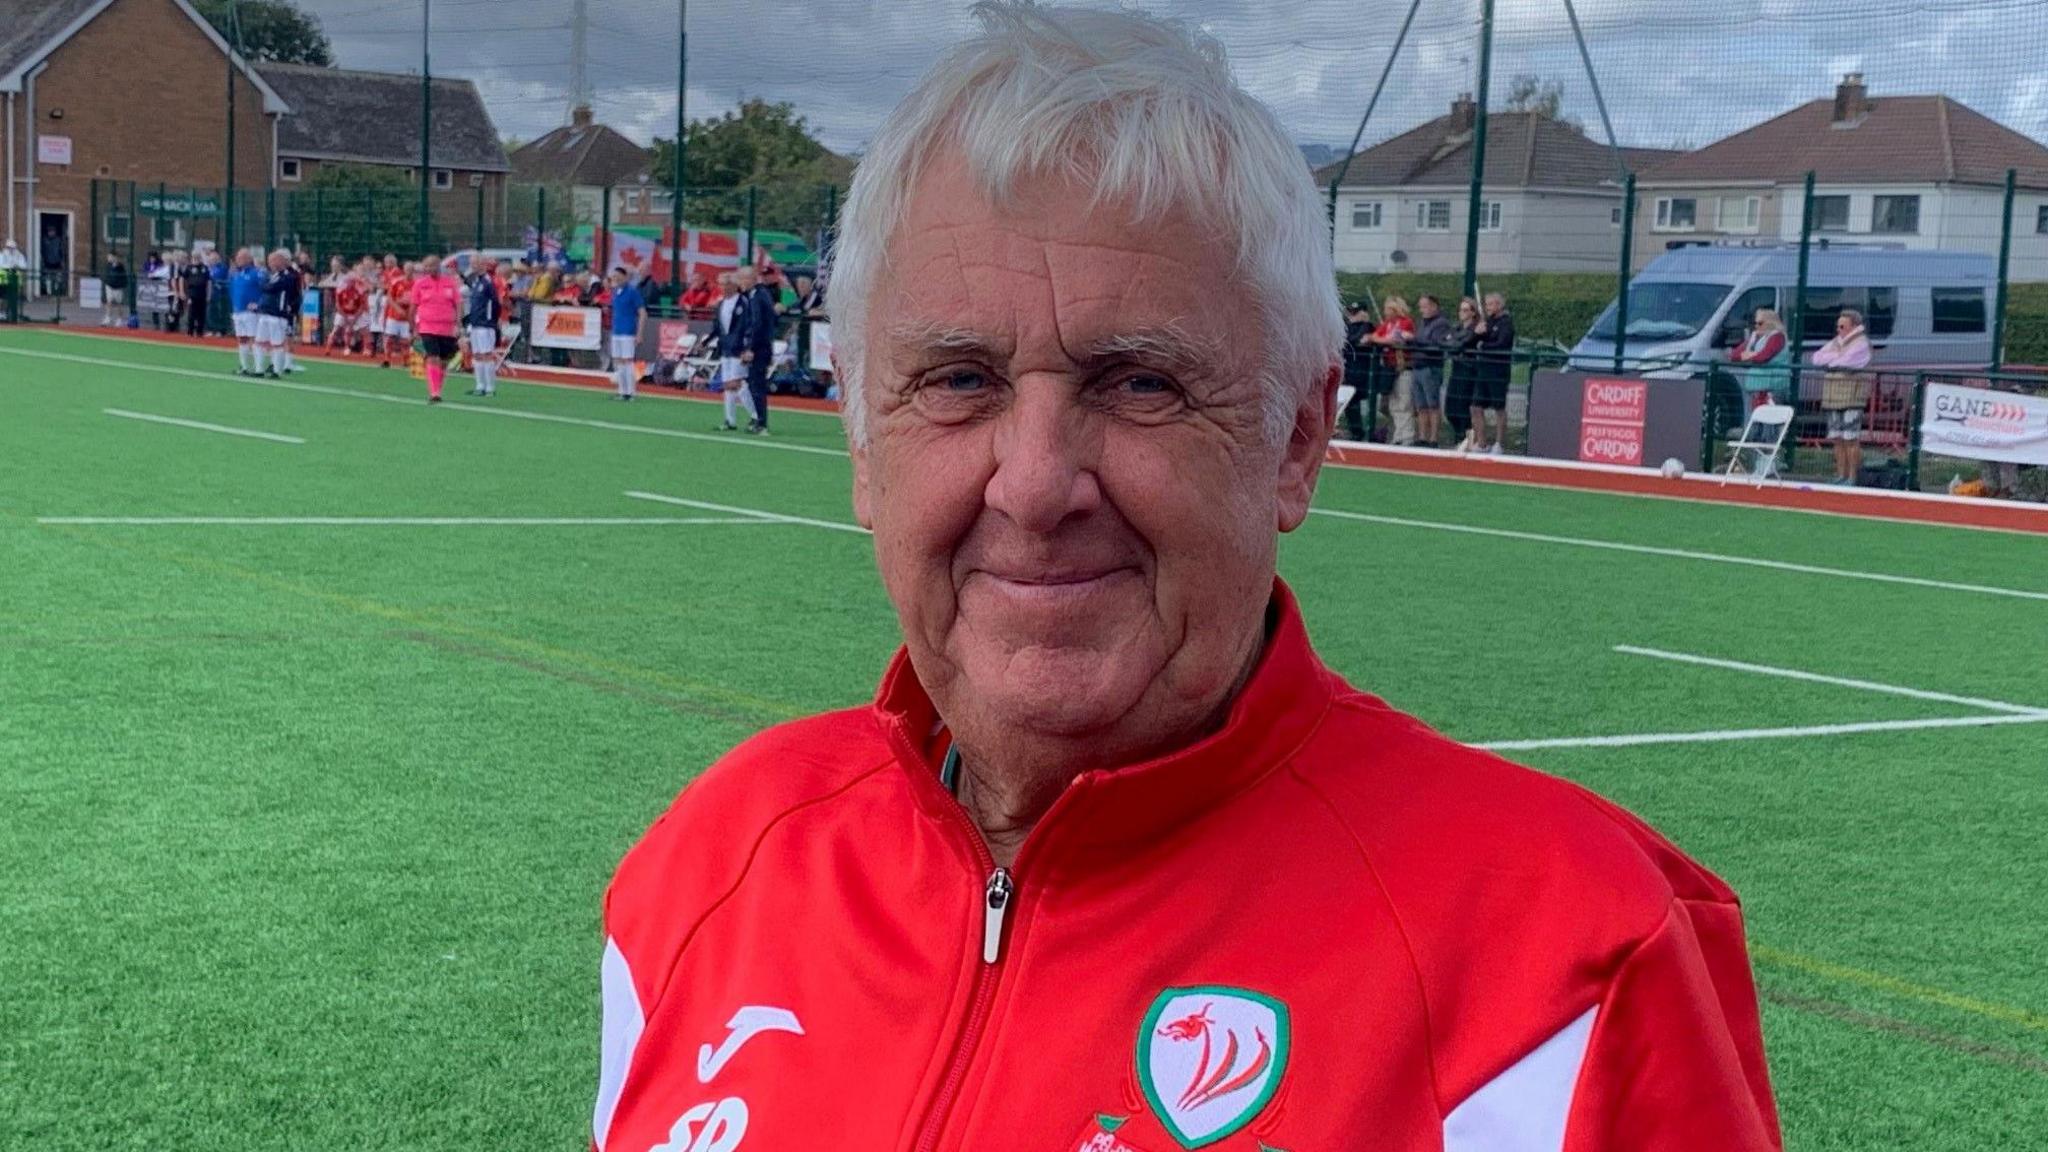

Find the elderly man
[[594, 7, 1779, 1152]]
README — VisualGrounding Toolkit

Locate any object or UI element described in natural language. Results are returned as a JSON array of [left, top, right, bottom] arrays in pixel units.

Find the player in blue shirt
[[227, 251, 268, 376], [608, 269, 645, 401]]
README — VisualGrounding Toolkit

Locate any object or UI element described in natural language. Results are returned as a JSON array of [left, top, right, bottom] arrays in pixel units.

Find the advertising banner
[[1577, 377, 1648, 467], [1919, 383, 2048, 466], [531, 305, 603, 351], [79, 277, 103, 310]]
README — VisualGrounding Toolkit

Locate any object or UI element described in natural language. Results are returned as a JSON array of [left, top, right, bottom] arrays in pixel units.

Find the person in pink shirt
[[409, 254, 463, 404], [1811, 308, 1874, 484]]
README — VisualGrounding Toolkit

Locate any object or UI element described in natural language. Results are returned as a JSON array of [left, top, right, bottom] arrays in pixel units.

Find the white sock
[[237, 342, 251, 371], [740, 386, 759, 422], [278, 346, 294, 372], [254, 344, 269, 374], [617, 364, 632, 396], [723, 390, 738, 425]]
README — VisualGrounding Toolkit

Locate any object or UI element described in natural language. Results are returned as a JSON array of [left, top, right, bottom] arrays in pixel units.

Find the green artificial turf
[[2, 326, 2044, 1149]]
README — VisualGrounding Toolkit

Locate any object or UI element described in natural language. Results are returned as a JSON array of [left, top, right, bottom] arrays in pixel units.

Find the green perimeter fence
[[77, 178, 842, 296]]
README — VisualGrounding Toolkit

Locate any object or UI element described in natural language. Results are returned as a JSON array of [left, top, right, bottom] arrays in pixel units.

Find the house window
[[1931, 287, 1987, 334], [432, 169, 454, 191], [1477, 201, 1504, 231], [1416, 200, 1452, 231], [279, 158, 302, 183], [2038, 204, 2048, 234], [1872, 194, 1920, 235], [104, 213, 132, 244], [624, 189, 643, 213], [1350, 201, 1382, 230], [1610, 205, 1623, 226], [1812, 194, 1850, 232], [468, 173, 484, 188], [649, 190, 675, 214], [1653, 197, 1697, 231], [1717, 195, 1760, 233], [151, 216, 183, 246]]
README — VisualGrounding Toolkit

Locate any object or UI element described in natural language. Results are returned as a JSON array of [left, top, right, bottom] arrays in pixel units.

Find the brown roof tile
[[1642, 94, 2048, 187], [1314, 110, 1677, 190]]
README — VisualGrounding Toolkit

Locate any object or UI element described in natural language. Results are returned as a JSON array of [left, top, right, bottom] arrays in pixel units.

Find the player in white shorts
[[228, 249, 265, 375], [464, 258, 504, 396]]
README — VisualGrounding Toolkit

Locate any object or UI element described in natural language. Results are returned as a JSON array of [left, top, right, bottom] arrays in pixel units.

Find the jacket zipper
[[913, 862, 1013, 1152]]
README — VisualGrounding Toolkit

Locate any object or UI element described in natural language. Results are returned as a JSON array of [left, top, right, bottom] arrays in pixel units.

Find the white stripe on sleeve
[[593, 937, 648, 1152], [1442, 1007, 1598, 1152]]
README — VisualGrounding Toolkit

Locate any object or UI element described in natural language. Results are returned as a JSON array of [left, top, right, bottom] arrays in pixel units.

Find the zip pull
[[981, 868, 1014, 965]]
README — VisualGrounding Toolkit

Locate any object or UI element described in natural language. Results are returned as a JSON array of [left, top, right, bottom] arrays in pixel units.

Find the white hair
[[826, 1, 1343, 446]]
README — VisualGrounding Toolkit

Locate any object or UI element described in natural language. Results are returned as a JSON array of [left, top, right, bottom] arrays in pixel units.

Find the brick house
[[256, 61, 511, 251], [1, 0, 286, 296], [1314, 96, 1675, 276], [1636, 75, 2048, 281], [510, 105, 669, 234]]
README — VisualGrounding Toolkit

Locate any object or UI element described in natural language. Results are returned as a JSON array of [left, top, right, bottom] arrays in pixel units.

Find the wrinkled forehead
[[874, 153, 1244, 358]]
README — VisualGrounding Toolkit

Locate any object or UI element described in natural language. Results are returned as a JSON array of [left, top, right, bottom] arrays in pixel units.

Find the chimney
[[571, 104, 594, 129], [1832, 73, 1868, 124], [1449, 93, 1476, 133]]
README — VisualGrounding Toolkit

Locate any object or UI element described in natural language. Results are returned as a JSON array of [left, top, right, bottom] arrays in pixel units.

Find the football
[[1660, 458, 1685, 479]]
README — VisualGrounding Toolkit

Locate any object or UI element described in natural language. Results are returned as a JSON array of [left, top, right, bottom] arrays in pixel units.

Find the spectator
[[1813, 308, 1874, 485], [1727, 307, 1790, 411], [1411, 294, 1449, 448], [1368, 295, 1417, 446], [166, 251, 189, 333], [1472, 291, 1516, 455], [39, 221, 65, 297], [1444, 296, 1483, 452], [206, 249, 231, 335], [101, 254, 129, 326], [792, 273, 826, 368], [528, 262, 555, 304], [1339, 301, 1375, 440], [679, 271, 716, 312], [179, 254, 212, 338]]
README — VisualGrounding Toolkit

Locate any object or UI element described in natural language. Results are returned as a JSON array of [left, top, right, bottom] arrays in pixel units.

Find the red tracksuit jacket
[[596, 585, 1781, 1152]]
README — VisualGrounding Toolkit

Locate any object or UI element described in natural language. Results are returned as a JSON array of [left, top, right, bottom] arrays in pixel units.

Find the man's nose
[[984, 381, 1101, 534]]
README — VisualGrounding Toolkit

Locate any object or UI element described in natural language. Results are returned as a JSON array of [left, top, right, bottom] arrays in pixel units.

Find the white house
[[1636, 75, 2048, 281], [1314, 97, 1676, 276]]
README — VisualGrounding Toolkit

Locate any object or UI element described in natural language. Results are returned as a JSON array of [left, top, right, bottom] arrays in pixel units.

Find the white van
[[1568, 245, 1999, 376]]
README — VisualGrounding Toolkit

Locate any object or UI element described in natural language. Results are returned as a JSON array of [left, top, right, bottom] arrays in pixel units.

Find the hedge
[[1333, 272, 2048, 365]]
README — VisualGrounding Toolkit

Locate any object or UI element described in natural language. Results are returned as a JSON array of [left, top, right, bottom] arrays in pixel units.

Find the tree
[[290, 164, 438, 258], [1504, 74, 1575, 125], [650, 99, 854, 232], [196, 0, 333, 66]]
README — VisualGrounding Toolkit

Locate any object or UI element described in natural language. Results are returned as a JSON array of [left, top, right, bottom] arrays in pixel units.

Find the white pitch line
[[0, 346, 850, 458], [624, 490, 873, 535], [36, 515, 775, 527], [1308, 506, 2048, 603], [1478, 711, 2048, 751], [1614, 645, 2048, 717], [103, 407, 304, 445]]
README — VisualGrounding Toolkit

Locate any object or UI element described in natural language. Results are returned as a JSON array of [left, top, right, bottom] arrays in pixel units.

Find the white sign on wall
[[37, 135, 73, 165]]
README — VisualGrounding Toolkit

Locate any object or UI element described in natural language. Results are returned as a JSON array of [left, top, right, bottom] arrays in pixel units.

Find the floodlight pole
[[419, 0, 432, 255], [1462, 0, 1496, 301], [670, 0, 687, 298]]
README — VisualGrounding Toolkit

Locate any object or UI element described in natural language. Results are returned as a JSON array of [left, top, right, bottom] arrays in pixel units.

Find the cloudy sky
[[304, 0, 2048, 157]]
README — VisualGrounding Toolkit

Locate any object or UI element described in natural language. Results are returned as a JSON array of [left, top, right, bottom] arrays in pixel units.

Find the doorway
[[37, 210, 72, 298]]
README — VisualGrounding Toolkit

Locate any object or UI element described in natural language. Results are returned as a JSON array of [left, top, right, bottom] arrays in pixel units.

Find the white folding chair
[[1722, 403, 1793, 486]]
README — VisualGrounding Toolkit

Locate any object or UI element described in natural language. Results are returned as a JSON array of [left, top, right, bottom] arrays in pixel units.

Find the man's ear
[[1277, 364, 1339, 533]]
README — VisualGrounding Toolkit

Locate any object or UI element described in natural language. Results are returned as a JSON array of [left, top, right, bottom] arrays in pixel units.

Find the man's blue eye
[[944, 370, 989, 392], [1122, 373, 1172, 395]]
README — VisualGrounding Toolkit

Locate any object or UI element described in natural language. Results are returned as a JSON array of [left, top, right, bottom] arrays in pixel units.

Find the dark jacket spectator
[[1412, 309, 1451, 370], [1476, 301, 1515, 386], [104, 257, 130, 292], [738, 282, 779, 358]]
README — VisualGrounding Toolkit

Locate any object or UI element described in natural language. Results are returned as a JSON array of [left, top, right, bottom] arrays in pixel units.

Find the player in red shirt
[[593, 8, 1779, 1152], [380, 261, 414, 369], [328, 266, 369, 356]]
